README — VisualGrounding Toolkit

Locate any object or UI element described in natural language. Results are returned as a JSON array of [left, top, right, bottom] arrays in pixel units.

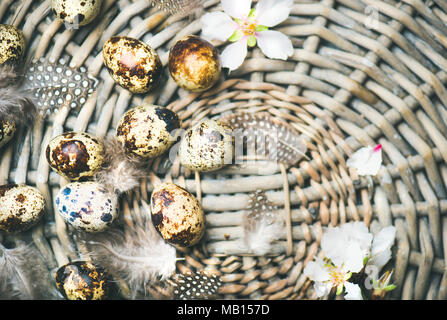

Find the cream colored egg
[[55, 182, 118, 232], [0, 120, 16, 149], [52, 0, 103, 27], [103, 36, 162, 94], [179, 119, 233, 172], [150, 182, 205, 247], [116, 105, 181, 158], [0, 184, 45, 233], [0, 24, 25, 65], [46, 131, 104, 181]]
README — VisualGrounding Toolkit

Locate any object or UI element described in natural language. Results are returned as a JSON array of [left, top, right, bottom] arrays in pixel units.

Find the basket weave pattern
[[1, 0, 447, 300]]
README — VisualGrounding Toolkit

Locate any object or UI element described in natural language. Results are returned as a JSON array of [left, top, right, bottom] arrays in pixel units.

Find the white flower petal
[[369, 249, 392, 270], [369, 226, 396, 270], [221, 0, 252, 19], [321, 226, 346, 261], [341, 221, 373, 254], [371, 226, 396, 256], [342, 242, 365, 273], [256, 30, 294, 60], [344, 282, 363, 300], [201, 12, 238, 42], [347, 145, 383, 176], [220, 38, 248, 72], [303, 259, 331, 282], [255, 0, 293, 27], [314, 281, 332, 297]]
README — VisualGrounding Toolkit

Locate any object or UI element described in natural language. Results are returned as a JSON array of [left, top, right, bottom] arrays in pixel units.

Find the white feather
[[242, 190, 285, 255], [243, 218, 285, 255]]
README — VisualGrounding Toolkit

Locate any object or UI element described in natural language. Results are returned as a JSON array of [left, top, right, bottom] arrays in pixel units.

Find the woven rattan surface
[[1, 0, 447, 300]]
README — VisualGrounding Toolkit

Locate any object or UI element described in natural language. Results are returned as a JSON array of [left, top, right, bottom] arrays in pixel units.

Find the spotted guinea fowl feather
[[242, 189, 285, 255], [20, 58, 98, 116], [171, 272, 222, 300], [148, 0, 206, 14], [141, 270, 222, 300], [220, 112, 308, 166]]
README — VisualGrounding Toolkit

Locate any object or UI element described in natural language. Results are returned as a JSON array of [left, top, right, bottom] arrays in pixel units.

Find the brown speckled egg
[[0, 24, 25, 66], [116, 105, 181, 158], [52, 0, 103, 27], [0, 184, 45, 233], [55, 182, 118, 232], [0, 120, 16, 149], [151, 182, 205, 247], [179, 119, 233, 172], [55, 261, 110, 300], [169, 35, 221, 92], [103, 36, 162, 94], [46, 131, 104, 181]]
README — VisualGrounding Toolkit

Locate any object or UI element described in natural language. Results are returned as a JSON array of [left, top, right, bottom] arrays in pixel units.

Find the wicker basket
[[1, 0, 447, 300]]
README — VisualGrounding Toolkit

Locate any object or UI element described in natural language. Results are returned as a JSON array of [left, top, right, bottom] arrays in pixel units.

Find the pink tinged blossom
[[346, 144, 383, 176]]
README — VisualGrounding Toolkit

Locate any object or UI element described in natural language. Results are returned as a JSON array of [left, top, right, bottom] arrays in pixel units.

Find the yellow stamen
[[239, 20, 258, 36]]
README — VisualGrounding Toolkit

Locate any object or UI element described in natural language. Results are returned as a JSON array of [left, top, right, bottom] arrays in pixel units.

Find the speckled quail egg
[[0, 24, 25, 66], [169, 35, 221, 92], [55, 181, 118, 232], [0, 184, 45, 233], [0, 120, 16, 149], [103, 36, 162, 94], [46, 131, 104, 181], [116, 104, 181, 158], [151, 182, 205, 247], [179, 119, 233, 172], [52, 0, 103, 27], [55, 261, 111, 300]]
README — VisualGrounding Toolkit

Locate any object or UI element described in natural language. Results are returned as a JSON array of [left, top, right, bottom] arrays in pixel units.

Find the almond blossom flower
[[303, 222, 396, 300], [201, 0, 294, 72], [347, 144, 383, 176]]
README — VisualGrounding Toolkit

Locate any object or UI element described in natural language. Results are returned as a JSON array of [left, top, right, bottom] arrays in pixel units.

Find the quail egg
[[179, 119, 233, 172], [103, 36, 162, 94], [0, 24, 25, 66], [0, 120, 16, 149], [116, 104, 181, 158], [55, 181, 118, 232], [55, 261, 111, 300], [46, 131, 104, 181], [0, 184, 45, 233], [169, 35, 221, 92], [52, 0, 103, 27], [150, 182, 205, 247]]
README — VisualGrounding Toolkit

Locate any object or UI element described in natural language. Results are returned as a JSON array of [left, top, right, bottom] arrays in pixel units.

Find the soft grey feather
[[0, 242, 57, 300], [94, 137, 148, 195], [0, 65, 36, 125]]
